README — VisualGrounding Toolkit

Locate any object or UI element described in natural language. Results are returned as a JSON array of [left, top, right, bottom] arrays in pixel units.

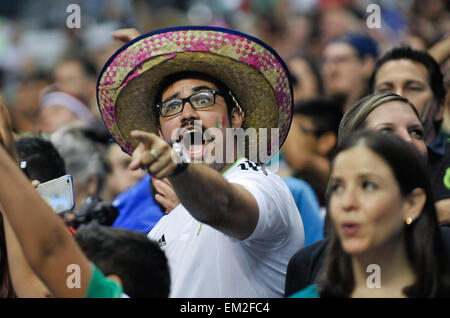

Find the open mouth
[[341, 223, 360, 237], [177, 129, 208, 159]]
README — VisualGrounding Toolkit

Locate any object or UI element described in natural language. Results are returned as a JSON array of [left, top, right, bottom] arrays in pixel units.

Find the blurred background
[[0, 0, 448, 127], [0, 0, 447, 231]]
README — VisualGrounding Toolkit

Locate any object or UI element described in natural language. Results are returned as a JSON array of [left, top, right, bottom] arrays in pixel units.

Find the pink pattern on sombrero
[[98, 28, 293, 158], [121, 64, 144, 88], [98, 94, 115, 128], [101, 30, 289, 90]]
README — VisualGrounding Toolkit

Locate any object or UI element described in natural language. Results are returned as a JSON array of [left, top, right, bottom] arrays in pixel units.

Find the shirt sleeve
[[85, 263, 124, 298], [227, 170, 296, 244], [289, 284, 320, 298]]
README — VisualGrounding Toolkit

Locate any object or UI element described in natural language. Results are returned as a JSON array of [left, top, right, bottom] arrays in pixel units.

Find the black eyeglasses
[[156, 90, 223, 117]]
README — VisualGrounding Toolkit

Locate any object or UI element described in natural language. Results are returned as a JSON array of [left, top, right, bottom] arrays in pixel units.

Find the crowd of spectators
[[0, 0, 449, 299]]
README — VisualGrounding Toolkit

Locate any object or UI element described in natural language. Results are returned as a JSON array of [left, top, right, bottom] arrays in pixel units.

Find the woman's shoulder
[[289, 284, 320, 298]]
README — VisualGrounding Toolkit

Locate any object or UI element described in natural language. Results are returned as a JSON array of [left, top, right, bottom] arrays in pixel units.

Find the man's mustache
[[174, 119, 207, 142]]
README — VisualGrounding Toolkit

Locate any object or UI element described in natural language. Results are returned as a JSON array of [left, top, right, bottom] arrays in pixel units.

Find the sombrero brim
[[97, 26, 293, 163]]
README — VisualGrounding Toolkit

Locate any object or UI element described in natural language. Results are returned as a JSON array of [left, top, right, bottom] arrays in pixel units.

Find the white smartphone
[[36, 175, 75, 214]]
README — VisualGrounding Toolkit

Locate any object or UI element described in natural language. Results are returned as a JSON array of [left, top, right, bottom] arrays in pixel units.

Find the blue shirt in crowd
[[284, 177, 324, 246], [112, 174, 164, 234]]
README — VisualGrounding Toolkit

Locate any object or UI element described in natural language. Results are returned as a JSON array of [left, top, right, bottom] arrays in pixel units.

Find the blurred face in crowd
[[54, 61, 89, 98], [106, 143, 146, 198], [329, 145, 407, 255], [291, 114, 319, 154], [288, 57, 319, 102], [365, 101, 428, 160], [373, 59, 434, 118], [373, 59, 440, 142], [320, 8, 356, 44], [16, 79, 50, 116], [288, 114, 333, 159], [322, 43, 370, 98], [39, 106, 80, 134]]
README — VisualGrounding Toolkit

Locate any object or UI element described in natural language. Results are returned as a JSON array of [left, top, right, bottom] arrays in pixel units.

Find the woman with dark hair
[[285, 93, 450, 297], [291, 130, 450, 297], [287, 51, 324, 102]]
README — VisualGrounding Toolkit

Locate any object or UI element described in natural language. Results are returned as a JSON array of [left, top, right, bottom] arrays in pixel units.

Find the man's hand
[[129, 130, 177, 179], [31, 180, 41, 188], [0, 95, 18, 163], [112, 28, 142, 44], [152, 177, 180, 214]]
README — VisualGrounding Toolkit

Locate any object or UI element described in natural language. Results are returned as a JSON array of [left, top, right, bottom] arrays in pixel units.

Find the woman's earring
[[406, 217, 414, 225]]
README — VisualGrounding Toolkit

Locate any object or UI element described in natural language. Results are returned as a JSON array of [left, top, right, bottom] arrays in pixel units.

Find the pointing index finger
[[130, 130, 158, 146]]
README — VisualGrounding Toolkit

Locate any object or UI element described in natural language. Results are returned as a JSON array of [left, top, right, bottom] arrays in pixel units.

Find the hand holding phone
[[36, 175, 75, 214]]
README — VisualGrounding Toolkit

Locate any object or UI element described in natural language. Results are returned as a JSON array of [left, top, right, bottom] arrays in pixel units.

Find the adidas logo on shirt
[[158, 234, 167, 247]]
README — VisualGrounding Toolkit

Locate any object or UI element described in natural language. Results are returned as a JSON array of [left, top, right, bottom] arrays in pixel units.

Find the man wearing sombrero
[[97, 26, 305, 297]]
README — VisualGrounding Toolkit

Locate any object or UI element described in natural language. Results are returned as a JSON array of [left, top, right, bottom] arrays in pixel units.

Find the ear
[[230, 107, 243, 129], [361, 57, 376, 78], [157, 127, 163, 138], [403, 188, 427, 223], [317, 132, 337, 157]]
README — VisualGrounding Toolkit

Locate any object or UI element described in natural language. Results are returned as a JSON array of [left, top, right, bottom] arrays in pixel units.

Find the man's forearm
[[168, 163, 232, 225], [0, 147, 66, 267], [2, 214, 51, 297], [0, 146, 91, 297], [428, 36, 450, 65], [167, 163, 259, 239]]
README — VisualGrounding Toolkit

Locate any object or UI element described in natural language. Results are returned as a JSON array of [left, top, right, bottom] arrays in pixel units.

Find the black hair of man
[[293, 98, 343, 137], [15, 137, 66, 183], [369, 46, 446, 106], [74, 225, 170, 298]]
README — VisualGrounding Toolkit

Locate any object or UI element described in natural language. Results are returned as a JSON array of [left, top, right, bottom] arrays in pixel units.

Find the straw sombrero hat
[[97, 26, 293, 163]]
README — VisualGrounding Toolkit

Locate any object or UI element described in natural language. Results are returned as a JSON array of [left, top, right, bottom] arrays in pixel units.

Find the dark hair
[[294, 98, 343, 137], [318, 130, 450, 297], [74, 225, 170, 298], [369, 46, 446, 106], [15, 137, 66, 183], [288, 51, 324, 95]]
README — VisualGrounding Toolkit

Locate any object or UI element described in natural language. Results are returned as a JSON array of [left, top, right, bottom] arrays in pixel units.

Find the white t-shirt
[[148, 158, 305, 298]]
